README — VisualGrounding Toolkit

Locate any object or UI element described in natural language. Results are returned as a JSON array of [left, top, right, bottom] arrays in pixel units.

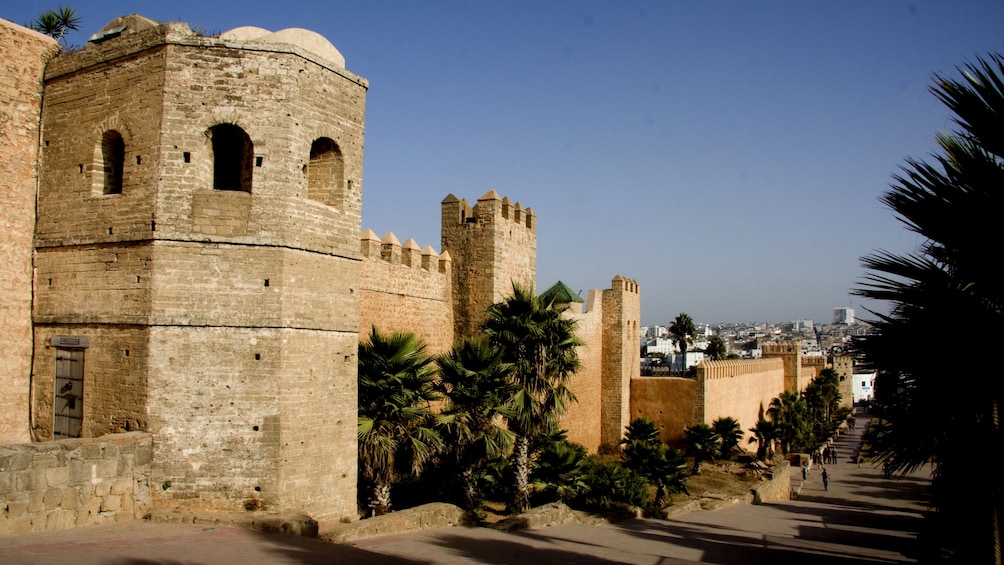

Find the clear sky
[[6, 1, 1003, 325]]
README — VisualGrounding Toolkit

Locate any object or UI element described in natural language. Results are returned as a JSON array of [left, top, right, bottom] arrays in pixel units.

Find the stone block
[[46, 466, 70, 486], [43, 486, 63, 510]]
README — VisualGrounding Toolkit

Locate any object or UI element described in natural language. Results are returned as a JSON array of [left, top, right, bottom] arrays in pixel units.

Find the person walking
[[802, 463, 808, 480], [821, 467, 829, 491]]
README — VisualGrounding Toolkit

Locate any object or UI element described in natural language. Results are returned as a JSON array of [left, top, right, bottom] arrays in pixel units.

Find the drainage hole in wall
[[254, 353, 260, 360], [253, 425, 259, 431]]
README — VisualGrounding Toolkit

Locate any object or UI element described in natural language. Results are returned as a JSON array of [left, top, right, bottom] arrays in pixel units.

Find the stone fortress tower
[[441, 191, 536, 338], [30, 15, 365, 521]]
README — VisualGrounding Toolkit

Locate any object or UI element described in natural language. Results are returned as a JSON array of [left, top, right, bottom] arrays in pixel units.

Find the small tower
[[441, 191, 536, 337]]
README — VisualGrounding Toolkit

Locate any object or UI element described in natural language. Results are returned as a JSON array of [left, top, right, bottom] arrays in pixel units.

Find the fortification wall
[[357, 230, 454, 353], [0, 432, 152, 534], [830, 354, 854, 408], [558, 292, 604, 452], [629, 377, 697, 447], [0, 20, 58, 444], [697, 358, 785, 446]]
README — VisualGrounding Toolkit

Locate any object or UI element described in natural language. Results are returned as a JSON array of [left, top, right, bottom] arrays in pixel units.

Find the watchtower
[[441, 191, 536, 337], [32, 15, 366, 521]]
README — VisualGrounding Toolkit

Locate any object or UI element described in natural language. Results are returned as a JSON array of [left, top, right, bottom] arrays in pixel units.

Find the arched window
[[99, 130, 124, 194], [210, 124, 253, 192], [305, 137, 344, 206]]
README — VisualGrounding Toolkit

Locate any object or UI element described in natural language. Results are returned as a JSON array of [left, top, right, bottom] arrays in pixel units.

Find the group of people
[[800, 462, 831, 491], [815, 446, 839, 464]]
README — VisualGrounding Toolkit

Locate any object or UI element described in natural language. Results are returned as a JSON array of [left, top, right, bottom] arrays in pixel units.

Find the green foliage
[[853, 52, 1004, 562], [531, 439, 589, 505], [705, 335, 728, 361], [622, 418, 689, 507], [571, 457, 651, 510], [683, 423, 721, 475], [711, 417, 743, 459], [668, 313, 697, 372], [30, 5, 81, 47], [766, 391, 810, 454], [436, 337, 516, 512], [748, 417, 778, 461], [357, 327, 442, 515], [482, 282, 582, 513]]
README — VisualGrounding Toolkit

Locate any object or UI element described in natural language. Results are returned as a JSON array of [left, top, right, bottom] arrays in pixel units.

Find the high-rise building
[[833, 307, 855, 325]]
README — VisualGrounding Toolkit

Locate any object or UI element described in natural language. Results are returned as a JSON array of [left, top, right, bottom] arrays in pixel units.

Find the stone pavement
[[0, 411, 932, 564]]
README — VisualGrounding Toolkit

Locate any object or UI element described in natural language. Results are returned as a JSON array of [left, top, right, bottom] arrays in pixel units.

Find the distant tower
[[33, 15, 366, 521], [833, 307, 855, 325], [441, 191, 536, 337], [600, 276, 641, 449]]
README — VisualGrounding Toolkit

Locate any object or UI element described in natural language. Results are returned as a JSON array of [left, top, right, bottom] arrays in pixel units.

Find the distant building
[[833, 307, 855, 325], [853, 371, 877, 403]]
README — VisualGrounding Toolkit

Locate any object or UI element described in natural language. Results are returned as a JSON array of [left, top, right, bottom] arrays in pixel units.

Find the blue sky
[[7, 1, 1003, 325]]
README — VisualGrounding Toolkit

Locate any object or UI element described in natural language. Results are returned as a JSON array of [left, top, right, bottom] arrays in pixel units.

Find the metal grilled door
[[54, 348, 84, 439]]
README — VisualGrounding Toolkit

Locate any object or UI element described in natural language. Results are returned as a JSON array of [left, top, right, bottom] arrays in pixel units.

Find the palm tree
[[531, 440, 589, 505], [30, 5, 81, 47], [853, 53, 1004, 562], [712, 417, 744, 459], [683, 423, 721, 475], [482, 282, 582, 514], [668, 313, 697, 373], [621, 418, 689, 508], [705, 335, 727, 361], [767, 391, 809, 455], [748, 418, 778, 461], [357, 327, 442, 516], [435, 337, 516, 512]]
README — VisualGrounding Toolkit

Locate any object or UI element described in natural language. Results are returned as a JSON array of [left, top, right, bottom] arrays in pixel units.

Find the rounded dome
[[259, 28, 345, 68], [218, 26, 271, 41]]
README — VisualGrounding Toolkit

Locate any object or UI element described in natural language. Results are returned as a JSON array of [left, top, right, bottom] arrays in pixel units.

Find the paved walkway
[[1, 412, 931, 564]]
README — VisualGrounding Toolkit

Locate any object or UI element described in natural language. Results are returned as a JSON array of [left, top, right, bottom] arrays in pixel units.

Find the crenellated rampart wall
[[357, 230, 455, 353], [697, 358, 785, 446]]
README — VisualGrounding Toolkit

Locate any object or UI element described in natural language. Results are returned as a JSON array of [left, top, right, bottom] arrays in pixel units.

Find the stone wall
[[559, 292, 604, 452], [752, 462, 791, 504], [629, 376, 697, 447], [441, 191, 536, 338], [0, 20, 58, 444], [358, 230, 454, 353], [0, 432, 152, 534], [697, 358, 785, 446]]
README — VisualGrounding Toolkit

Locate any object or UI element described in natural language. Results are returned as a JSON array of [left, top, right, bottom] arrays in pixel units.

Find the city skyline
[[7, 1, 1003, 325]]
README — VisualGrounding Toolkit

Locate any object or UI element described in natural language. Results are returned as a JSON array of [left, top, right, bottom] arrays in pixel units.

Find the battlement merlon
[[43, 17, 368, 89], [441, 191, 536, 232], [610, 275, 640, 294], [360, 229, 451, 272]]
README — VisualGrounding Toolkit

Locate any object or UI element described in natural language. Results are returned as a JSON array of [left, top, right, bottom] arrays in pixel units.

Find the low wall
[[752, 462, 791, 504], [0, 432, 152, 534]]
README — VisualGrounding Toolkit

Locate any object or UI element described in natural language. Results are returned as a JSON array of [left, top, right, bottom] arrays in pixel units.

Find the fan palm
[[748, 418, 778, 461], [853, 53, 1004, 562], [668, 313, 697, 372], [482, 282, 582, 513], [436, 337, 516, 512], [712, 417, 744, 459], [683, 423, 721, 475], [30, 5, 81, 46], [357, 328, 442, 516]]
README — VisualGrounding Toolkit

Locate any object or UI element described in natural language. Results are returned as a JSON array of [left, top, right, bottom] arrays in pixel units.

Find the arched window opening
[[210, 124, 253, 192], [306, 137, 344, 206], [100, 130, 124, 194]]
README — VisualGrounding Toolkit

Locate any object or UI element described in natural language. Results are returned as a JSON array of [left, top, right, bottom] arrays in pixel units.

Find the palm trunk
[[369, 482, 392, 516], [460, 468, 477, 513], [512, 435, 531, 514]]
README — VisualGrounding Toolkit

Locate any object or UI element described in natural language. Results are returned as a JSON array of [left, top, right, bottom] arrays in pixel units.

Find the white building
[[853, 371, 877, 403]]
